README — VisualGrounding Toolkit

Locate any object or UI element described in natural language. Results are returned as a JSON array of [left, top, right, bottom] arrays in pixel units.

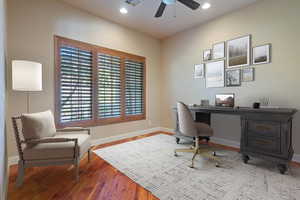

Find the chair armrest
[[56, 127, 91, 135], [22, 137, 78, 144]]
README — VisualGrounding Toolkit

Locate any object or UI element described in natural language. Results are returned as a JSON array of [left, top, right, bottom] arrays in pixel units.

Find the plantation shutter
[[125, 60, 144, 116], [59, 45, 93, 123], [98, 53, 122, 119]]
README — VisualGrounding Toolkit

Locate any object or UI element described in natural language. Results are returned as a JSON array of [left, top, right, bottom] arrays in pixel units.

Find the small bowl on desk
[[253, 102, 260, 109]]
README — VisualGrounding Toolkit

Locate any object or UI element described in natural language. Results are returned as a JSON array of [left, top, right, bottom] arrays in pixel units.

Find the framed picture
[[253, 44, 271, 65], [205, 60, 225, 88], [242, 68, 254, 82], [227, 35, 251, 68], [194, 64, 205, 79], [203, 49, 212, 62], [213, 42, 225, 59], [226, 69, 241, 87]]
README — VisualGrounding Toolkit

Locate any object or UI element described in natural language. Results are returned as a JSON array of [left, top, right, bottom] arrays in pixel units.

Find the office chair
[[174, 102, 220, 168]]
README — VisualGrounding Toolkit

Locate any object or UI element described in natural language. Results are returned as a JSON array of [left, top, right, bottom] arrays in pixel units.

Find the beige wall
[[0, 0, 7, 198], [161, 0, 300, 154], [6, 0, 162, 157]]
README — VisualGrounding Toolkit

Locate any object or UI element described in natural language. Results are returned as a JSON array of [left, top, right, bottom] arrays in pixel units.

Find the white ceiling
[[62, 0, 259, 39]]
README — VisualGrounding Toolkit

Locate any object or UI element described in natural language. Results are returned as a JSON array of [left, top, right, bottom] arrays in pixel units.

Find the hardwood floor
[[7, 131, 300, 200], [8, 132, 164, 200]]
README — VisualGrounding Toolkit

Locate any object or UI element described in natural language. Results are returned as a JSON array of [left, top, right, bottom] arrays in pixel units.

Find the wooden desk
[[174, 106, 297, 174]]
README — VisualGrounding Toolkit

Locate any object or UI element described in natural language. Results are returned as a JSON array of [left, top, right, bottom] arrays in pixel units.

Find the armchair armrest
[[56, 127, 91, 135], [21, 137, 78, 144]]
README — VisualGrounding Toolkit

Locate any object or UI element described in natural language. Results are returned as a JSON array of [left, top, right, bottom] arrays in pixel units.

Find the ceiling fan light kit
[[155, 0, 200, 18]]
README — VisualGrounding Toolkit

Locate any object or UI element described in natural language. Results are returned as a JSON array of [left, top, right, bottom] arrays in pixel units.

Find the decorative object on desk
[[226, 69, 241, 87], [227, 35, 251, 68], [12, 60, 43, 113], [253, 44, 271, 65], [242, 67, 254, 82], [203, 49, 212, 62], [212, 42, 225, 59], [253, 102, 260, 109], [215, 93, 235, 107], [194, 64, 205, 79], [259, 97, 270, 107], [200, 99, 210, 106], [205, 60, 225, 88]]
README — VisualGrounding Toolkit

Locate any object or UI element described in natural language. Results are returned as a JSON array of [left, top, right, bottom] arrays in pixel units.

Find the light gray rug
[[94, 134, 300, 200]]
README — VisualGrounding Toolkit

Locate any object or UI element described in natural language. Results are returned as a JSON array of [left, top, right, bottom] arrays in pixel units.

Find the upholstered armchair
[[12, 110, 92, 187]]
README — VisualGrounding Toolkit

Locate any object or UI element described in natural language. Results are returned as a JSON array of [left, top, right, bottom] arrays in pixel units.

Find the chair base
[[174, 138, 220, 168]]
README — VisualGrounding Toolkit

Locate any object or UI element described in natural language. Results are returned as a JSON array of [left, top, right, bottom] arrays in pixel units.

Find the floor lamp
[[12, 60, 43, 113]]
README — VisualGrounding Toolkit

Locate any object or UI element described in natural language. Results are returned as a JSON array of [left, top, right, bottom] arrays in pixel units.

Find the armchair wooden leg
[[74, 160, 80, 182], [88, 149, 91, 162], [16, 160, 25, 187]]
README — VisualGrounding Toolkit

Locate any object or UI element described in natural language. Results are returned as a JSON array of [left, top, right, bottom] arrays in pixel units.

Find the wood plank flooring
[[8, 132, 164, 200], [7, 131, 300, 200]]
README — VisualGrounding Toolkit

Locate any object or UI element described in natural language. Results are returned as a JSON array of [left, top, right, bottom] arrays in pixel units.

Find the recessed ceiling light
[[120, 7, 128, 14], [201, 2, 211, 10]]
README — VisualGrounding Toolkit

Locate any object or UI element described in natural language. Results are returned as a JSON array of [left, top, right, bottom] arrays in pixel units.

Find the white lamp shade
[[12, 60, 43, 91]]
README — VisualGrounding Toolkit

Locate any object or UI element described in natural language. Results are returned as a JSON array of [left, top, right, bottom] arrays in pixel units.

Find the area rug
[[93, 134, 300, 200]]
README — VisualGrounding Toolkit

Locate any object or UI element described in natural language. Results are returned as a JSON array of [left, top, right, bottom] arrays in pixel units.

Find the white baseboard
[[159, 127, 175, 133], [8, 156, 19, 166], [7, 126, 300, 165], [91, 127, 161, 146], [210, 137, 240, 149]]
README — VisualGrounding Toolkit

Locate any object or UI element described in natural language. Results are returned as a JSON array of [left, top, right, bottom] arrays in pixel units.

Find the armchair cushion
[[21, 110, 56, 140], [23, 132, 91, 160]]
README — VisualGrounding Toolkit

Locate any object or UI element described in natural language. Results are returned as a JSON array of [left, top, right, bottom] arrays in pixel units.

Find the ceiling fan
[[155, 0, 200, 17]]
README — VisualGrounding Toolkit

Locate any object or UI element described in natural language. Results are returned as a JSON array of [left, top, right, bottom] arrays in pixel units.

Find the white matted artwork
[[205, 60, 225, 88], [227, 35, 251, 68], [242, 68, 255, 82], [213, 42, 225, 59], [253, 44, 271, 65], [194, 64, 205, 79]]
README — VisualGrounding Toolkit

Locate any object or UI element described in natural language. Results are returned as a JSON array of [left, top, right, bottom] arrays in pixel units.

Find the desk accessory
[[215, 93, 234, 107], [253, 102, 260, 109], [200, 99, 209, 106]]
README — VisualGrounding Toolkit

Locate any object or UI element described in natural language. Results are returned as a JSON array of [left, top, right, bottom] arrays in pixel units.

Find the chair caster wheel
[[174, 152, 178, 157], [215, 163, 220, 168], [189, 165, 194, 168], [242, 155, 250, 164], [278, 164, 287, 174], [175, 138, 180, 144], [213, 152, 217, 156]]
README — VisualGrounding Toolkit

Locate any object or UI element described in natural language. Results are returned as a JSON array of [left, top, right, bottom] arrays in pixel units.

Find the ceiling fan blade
[[177, 0, 200, 10], [155, 2, 167, 18]]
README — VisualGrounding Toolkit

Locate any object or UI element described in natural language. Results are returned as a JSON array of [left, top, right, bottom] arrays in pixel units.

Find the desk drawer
[[247, 136, 280, 154], [248, 121, 280, 138]]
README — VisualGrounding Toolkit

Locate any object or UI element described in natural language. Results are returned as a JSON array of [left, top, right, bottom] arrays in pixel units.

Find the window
[[55, 36, 146, 127]]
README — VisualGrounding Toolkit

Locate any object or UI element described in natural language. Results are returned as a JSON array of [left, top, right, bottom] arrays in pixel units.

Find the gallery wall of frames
[[194, 34, 271, 88]]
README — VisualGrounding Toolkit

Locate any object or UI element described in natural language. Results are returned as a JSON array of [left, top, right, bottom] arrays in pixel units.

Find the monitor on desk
[[215, 93, 235, 107]]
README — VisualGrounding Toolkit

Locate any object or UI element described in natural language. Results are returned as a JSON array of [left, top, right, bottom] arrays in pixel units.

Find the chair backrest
[[11, 116, 24, 160], [177, 102, 197, 137]]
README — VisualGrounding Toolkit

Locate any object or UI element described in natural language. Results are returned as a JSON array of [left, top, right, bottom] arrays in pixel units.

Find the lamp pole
[[26, 91, 30, 113]]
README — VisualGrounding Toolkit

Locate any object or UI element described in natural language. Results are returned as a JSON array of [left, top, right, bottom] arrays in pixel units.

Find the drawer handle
[[254, 140, 272, 145], [255, 125, 272, 132]]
